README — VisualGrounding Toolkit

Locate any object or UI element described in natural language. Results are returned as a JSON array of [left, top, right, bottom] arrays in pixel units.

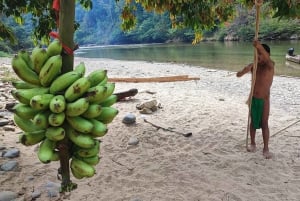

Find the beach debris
[[108, 75, 200, 83], [122, 113, 136, 125], [145, 90, 156, 94], [111, 157, 134, 171], [128, 137, 139, 145], [114, 88, 138, 101], [136, 99, 161, 114], [143, 118, 192, 137]]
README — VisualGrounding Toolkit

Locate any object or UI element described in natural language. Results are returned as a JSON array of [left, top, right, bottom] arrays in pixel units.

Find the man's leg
[[261, 99, 272, 159], [247, 121, 256, 152]]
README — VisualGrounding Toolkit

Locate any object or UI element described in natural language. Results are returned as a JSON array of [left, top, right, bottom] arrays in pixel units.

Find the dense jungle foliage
[[1, 0, 299, 53]]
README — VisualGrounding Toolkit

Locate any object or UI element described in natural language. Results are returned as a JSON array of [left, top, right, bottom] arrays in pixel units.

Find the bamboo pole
[[246, 0, 263, 149]]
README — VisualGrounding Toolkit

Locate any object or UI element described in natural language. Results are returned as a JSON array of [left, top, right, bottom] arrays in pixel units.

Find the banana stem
[[56, 0, 77, 192], [58, 137, 77, 192]]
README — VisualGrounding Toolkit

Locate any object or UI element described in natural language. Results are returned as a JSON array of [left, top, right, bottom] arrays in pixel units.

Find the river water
[[75, 41, 300, 77]]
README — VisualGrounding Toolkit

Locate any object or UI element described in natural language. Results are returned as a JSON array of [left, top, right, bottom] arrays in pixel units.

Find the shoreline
[[0, 57, 300, 200]]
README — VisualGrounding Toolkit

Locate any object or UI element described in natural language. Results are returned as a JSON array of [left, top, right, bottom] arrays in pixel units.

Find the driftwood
[[108, 75, 200, 83], [144, 118, 192, 137], [113, 88, 138, 101]]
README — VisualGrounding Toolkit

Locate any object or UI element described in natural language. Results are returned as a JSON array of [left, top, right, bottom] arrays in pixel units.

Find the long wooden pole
[[246, 0, 263, 149]]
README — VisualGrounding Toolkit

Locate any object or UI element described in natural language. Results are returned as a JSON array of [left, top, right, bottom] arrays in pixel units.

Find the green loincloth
[[251, 97, 264, 129]]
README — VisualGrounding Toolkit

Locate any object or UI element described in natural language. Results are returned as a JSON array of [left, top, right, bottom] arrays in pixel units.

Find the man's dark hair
[[262, 44, 270, 55]]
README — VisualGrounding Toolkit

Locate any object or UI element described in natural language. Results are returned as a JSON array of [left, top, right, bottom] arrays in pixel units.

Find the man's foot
[[263, 149, 272, 159], [247, 144, 256, 152]]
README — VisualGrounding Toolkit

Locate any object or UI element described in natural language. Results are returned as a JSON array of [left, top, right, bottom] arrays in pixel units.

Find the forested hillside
[[1, 0, 299, 52]]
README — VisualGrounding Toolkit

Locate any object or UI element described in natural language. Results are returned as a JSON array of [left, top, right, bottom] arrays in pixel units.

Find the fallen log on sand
[[108, 75, 200, 83]]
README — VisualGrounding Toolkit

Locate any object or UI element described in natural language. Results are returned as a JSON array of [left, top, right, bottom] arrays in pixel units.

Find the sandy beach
[[1, 57, 300, 201]]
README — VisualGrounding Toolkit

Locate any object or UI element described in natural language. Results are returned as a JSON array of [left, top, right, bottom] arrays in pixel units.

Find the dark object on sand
[[144, 118, 192, 137], [114, 88, 138, 101]]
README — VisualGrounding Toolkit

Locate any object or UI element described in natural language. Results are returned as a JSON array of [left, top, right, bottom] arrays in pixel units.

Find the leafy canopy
[[0, 0, 299, 44], [118, 0, 300, 43], [0, 0, 92, 44], [118, 0, 235, 43]]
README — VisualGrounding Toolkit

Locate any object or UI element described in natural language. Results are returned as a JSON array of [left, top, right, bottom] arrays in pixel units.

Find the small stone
[[31, 191, 41, 199], [3, 125, 15, 131], [3, 148, 20, 158], [0, 119, 10, 126], [45, 181, 60, 189], [47, 188, 59, 198], [45, 181, 60, 198], [26, 176, 35, 181], [139, 108, 153, 114], [0, 191, 18, 201], [1, 161, 18, 171], [128, 137, 139, 145], [122, 113, 136, 125]]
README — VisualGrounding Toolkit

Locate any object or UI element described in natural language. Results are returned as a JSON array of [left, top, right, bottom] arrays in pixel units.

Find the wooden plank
[[108, 75, 200, 83]]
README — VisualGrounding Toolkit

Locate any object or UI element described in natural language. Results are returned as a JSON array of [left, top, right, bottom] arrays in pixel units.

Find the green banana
[[17, 49, 34, 70], [11, 54, 41, 85], [38, 138, 57, 164], [70, 157, 95, 178], [31, 46, 49, 73], [65, 125, 95, 148], [79, 155, 100, 166], [95, 106, 119, 124], [13, 113, 41, 132], [85, 85, 107, 103], [101, 82, 115, 101], [11, 80, 39, 89], [74, 140, 100, 158], [30, 94, 54, 111], [48, 112, 65, 127], [90, 119, 108, 137], [32, 111, 51, 129], [47, 39, 62, 57], [39, 55, 62, 87], [49, 71, 82, 94], [50, 151, 60, 161], [65, 97, 89, 117], [81, 103, 102, 119], [98, 75, 108, 86], [100, 94, 118, 107], [12, 103, 39, 119], [19, 130, 45, 146], [49, 95, 66, 113], [74, 62, 86, 77], [87, 69, 107, 87], [64, 77, 91, 102], [71, 164, 85, 179], [45, 126, 65, 141], [66, 116, 94, 133], [11, 87, 49, 105]]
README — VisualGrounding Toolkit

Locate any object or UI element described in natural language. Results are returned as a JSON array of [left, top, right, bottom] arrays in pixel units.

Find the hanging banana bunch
[[11, 39, 119, 179]]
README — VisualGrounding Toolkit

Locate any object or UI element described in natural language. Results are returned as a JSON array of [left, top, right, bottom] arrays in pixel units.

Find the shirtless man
[[236, 40, 275, 159]]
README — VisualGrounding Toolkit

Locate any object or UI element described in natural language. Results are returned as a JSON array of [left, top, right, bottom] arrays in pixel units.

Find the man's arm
[[253, 40, 270, 62], [236, 63, 253, 77]]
